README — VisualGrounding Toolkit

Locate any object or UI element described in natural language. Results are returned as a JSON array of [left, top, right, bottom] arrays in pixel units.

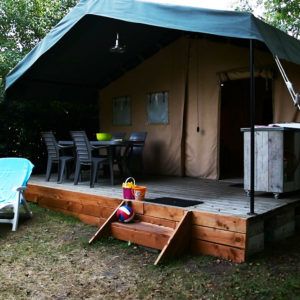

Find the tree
[[234, 0, 300, 39], [0, 0, 78, 98], [264, 0, 300, 38], [0, 0, 99, 172]]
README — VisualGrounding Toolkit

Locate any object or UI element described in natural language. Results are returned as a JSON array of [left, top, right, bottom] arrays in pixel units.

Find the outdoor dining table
[[58, 139, 145, 182], [58, 140, 127, 147], [58, 140, 130, 163], [58, 140, 132, 184], [58, 140, 143, 149], [58, 139, 144, 159]]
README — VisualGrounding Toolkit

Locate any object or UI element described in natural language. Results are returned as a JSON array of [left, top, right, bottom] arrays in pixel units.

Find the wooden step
[[89, 202, 192, 265], [111, 221, 174, 250]]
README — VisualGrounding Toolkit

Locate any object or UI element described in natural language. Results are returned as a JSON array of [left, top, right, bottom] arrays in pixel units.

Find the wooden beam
[[265, 208, 296, 241], [89, 200, 125, 244], [36, 204, 105, 226], [26, 184, 122, 207], [136, 214, 177, 229], [192, 225, 246, 249], [143, 203, 185, 221], [30, 195, 116, 220], [191, 240, 246, 263], [192, 211, 247, 233], [154, 211, 192, 265], [130, 200, 144, 214], [81, 205, 115, 219], [111, 221, 173, 250]]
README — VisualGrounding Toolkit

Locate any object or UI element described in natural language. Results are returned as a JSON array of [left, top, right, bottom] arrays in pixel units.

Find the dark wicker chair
[[71, 131, 113, 187], [41, 131, 73, 183]]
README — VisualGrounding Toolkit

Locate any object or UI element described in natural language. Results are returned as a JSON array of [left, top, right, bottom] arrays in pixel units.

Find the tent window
[[147, 91, 169, 124], [112, 96, 131, 126]]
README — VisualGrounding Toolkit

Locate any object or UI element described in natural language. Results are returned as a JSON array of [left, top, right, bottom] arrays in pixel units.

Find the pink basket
[[122, 177, 135, 200], [123, 187, 135, 200]]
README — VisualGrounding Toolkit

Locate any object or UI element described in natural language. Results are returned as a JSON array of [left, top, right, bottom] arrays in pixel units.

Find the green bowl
[[96, 133, 112, 141]]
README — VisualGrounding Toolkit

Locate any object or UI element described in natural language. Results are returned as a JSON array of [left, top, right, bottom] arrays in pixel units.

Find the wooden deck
[[25, 175, 300, 264], [29, 175, 300, 217]]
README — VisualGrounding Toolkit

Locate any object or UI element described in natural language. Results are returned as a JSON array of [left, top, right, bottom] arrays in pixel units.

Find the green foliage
[[0, 97, 98, 172], [0, 0, 100, 173], [234, 0, 300, 39], [264, 0, 300, 38], [0, 0, 77, 84]]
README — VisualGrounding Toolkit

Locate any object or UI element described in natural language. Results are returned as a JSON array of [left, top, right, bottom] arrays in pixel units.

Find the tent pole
[[249, 39, 255, 215]]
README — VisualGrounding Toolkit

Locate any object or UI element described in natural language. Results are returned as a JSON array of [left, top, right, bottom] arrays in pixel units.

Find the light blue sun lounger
[[0, 158, 34, 231]]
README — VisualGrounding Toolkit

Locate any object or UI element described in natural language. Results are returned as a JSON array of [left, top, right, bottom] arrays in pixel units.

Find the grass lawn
[[0, 203, 299, 299]]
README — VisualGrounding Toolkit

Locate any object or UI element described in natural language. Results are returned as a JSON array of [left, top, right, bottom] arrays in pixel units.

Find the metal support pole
[[249, 39, 255, 215]]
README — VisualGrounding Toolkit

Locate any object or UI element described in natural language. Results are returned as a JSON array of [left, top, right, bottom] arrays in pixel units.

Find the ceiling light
[[110, 33, 126, 54]]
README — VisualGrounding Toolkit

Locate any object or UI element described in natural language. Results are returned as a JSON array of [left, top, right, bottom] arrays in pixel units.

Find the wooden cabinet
[[242, 127, 300, 198]]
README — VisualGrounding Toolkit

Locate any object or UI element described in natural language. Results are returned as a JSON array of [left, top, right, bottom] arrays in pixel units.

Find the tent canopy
[[5, 0, 300, 96]]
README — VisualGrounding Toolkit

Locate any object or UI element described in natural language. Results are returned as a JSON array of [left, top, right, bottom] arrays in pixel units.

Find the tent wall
[[184, 38, 276, 178], [99, 38, 187, 176], [99, 37, 300, 179], [186, 39, 248, 178]]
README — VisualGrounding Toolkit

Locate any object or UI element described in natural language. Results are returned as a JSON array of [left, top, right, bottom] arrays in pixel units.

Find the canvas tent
[[5, 0, 300, 183], [5, 1, 300, 89]]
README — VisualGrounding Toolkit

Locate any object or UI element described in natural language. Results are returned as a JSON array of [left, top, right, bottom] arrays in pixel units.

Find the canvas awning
[[5, 0, 300, 95]]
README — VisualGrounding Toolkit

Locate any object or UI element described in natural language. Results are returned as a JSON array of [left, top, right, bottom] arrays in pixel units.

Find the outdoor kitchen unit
[[242, 125, 300, 199]]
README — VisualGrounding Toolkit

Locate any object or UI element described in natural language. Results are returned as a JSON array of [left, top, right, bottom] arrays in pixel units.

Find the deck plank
[[192, 226, 246, 249], [191, 240, 245, 263]]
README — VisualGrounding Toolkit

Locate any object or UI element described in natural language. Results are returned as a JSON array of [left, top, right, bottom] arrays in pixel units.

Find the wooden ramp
[[89, 203, 192, 265]]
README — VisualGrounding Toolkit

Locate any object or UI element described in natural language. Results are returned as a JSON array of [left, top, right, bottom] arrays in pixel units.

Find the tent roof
[[5, 0, 300, 93]]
